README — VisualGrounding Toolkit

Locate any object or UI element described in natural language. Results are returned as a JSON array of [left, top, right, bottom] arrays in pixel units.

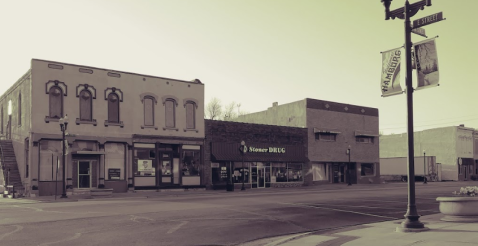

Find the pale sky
[[1, 0, 476, 135]]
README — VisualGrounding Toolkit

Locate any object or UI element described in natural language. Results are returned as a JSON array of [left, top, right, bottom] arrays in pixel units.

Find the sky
[[1, 0, 477, 135]]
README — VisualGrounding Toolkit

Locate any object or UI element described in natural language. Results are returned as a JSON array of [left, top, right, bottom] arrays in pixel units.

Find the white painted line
[[263, 232, 312, 246], [38, 232, 81, 246], [0, 225, 23, 240], [167, 221, 188, 234], [278, 202, 398, 219]]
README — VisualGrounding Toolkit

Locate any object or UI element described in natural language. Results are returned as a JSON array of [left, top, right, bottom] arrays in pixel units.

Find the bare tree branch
[[205, 97, 222, 120]]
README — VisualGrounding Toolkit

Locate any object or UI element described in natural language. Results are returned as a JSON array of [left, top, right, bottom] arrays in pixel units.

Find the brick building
[[236, 98, 381, 185], [204, 120, 308, 189], [0, 59, 204, 197]]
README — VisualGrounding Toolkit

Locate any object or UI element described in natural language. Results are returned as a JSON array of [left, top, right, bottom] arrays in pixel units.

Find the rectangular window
[[233, 162, 250, 183], [361, 163, 375, 176], [356, 136, 374, 143], [272, 163, 287, 182], [182, 150, 200, 176], [287, 163, 303, 182], [186, 103, 195, 129], [165, 100, 175, 128], [315, 133, 336, 141], [39, 140, 63, 181], [134, 148, 156, 177], [1, 106, 3, 134], [312, 163, 327, 181], [144, 97, 154, 126], [105, 143, 125, 180]]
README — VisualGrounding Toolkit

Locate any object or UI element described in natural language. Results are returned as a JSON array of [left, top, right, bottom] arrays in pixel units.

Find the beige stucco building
[[0, 59, 204, 197], [380, 125, 477, 181]]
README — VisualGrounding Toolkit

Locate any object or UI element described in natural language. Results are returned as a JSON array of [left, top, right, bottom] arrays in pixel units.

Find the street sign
[[411, 27, 427, 38], [413, 12, 444, 29]]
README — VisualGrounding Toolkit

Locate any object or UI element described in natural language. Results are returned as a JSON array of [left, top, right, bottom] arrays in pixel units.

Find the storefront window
[[39, 140, 62, 181], [361, 163, 375, 176], [134, 149, 156, 177], [312, 163, 327, 181], [233, 162, 250, 183], [182, 150, 200, 176], [287, 163, 303, 181], [105, 143, 125, 180], [272, 163, 287, 182]]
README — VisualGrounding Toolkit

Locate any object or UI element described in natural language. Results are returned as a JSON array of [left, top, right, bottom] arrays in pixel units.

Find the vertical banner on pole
[[381, 47, 403, 97], [414, 38, 439, 90]]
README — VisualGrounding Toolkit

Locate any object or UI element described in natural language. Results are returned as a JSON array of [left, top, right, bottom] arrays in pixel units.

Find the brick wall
[[204, 120, 308, 188]]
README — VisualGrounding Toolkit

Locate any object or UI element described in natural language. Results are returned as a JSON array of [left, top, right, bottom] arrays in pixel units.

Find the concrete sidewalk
[[250, 213, 478, 246], [2, 180, 467, 204]]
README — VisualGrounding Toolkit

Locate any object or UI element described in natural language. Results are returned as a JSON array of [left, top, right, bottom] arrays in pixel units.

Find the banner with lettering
[[414, 38, 439, 90], [381, 47, 403, 97]]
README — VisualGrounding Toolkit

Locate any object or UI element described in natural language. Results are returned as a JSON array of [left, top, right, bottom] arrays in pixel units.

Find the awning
[[313, 128, 341, 134], [211, 142, 309, 163], [72, 151, 105, 155], [355, 130, 379, 137]]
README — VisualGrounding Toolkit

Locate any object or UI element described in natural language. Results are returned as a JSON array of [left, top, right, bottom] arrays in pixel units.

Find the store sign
[[108, 168, 121, 180], [247, 146, 286, 154], [138, 159, 153, 172]]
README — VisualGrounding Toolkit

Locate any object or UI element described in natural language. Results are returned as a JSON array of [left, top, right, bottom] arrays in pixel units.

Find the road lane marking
[[0, 225, 23, 240], [38, 233, 81, 246], [278, 202, 398, 219], [167, 221, 188, 234], [130, 215, 154, 223]]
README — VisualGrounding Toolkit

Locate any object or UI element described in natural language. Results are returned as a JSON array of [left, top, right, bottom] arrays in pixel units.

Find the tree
[[205, 97, 222, 120]]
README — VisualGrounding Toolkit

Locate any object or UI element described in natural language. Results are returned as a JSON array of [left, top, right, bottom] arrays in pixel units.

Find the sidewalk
[[252, 213, 478, 246], [2, 180, 467, 204]]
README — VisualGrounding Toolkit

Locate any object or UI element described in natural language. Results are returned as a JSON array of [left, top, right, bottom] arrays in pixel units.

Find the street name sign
[[413, 12, 444, 29], [411, 27, 427, 38]]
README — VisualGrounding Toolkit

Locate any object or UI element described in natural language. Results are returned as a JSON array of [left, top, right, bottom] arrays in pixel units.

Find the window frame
[[164, 98, 176, 129], [360, 163, 375, 177], [315, 133, 337, 141], [356, 136, 374, 144], [185, 101, 196, 130], [18, 92, 21, 126], [48, 86, 63, 119], [143, 96, 155, 127], [79, 89, 93, 122]]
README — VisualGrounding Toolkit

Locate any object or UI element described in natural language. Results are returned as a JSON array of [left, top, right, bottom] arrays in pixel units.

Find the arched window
[[49, 86, 63, 118], [185, 101, 196, 129], [79, 89, 92, 121], [165, 99, 175, 128], [18, 92, 21, 126], [107, 92, 120, 123], [143, 96, 154, 126]]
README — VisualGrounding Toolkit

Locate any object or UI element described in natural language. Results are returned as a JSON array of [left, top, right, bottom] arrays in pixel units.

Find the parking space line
[[278, 202, 399, 219]]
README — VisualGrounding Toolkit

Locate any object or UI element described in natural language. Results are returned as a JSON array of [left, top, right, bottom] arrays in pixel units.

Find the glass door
[[251, 166, 257, 188], [78, 161, 91, 188], [160, 152, 173, 185], [258, 167, 266, 188]]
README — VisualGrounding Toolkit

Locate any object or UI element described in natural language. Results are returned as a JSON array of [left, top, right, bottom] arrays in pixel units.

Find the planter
[[90, 188, 113, 197], [436, 196, 478, 222]]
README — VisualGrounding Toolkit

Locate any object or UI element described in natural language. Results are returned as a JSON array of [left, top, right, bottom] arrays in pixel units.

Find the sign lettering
[[247, 146, 286, 154], [413, 12, 444, 29]]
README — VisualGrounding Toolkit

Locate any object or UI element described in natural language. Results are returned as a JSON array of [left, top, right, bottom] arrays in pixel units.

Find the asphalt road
[[0, 182, 463, 246]]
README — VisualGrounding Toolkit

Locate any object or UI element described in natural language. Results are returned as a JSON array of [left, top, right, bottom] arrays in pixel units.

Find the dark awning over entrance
[[211, 142, 308, 162]]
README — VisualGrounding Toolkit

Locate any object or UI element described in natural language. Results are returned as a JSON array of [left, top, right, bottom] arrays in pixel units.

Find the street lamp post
[[347, 146, 352, 186], [423, 150, 427, 184], [59, 114, 69, 199], [381, 0, 431, 231], [240, 141, 246, 191]]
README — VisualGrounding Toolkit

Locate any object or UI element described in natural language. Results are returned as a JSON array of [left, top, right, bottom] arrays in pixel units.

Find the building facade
[[380, 125, 477, 181], [236, 98, 381, 185], [204, 120, 308, 190], [0, 59, 205, 197]]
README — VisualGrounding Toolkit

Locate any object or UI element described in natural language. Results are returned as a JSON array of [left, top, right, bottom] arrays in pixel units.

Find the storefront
[[132, 140, 203, 189], [210, 142, 308, 189]]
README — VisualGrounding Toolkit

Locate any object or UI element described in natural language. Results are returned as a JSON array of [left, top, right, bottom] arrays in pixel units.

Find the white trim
[[182, 145, 200, 150], [134, 143, 155, 148]]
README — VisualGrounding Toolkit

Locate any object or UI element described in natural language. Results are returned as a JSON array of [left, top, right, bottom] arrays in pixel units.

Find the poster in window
[[138, 159, 153, 172]]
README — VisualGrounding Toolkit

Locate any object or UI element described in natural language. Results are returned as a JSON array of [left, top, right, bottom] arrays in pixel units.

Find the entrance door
[[333, 165, 339, 183], [258, 167, 265, 188], [251, 166, 257, 188], [339, 165, 345, 183], [160, 152, 173, 186], [78, 161, 91, 188]]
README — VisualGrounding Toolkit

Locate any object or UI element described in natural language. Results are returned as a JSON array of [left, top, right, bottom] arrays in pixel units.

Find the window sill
[[76, 118, 97, 126], [183, 128, 199, 133], [141, 125, 158, 130], [44, 116, 60, 123], [163, 127, 178, 131], [105, 120, 124, 128]]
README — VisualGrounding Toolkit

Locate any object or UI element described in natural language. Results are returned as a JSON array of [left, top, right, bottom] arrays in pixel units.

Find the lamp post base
[[60, 194, 68, 199], [396, 217, 428, 232]]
